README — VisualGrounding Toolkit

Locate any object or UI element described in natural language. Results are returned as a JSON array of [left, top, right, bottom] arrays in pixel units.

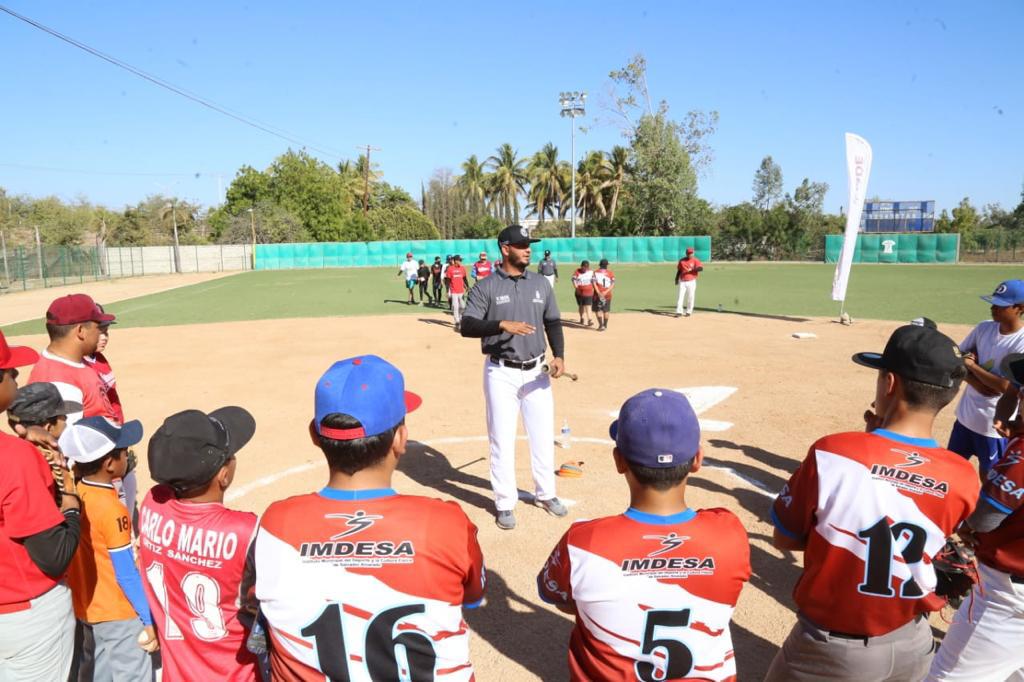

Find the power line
[[0, 4, 348, 160]]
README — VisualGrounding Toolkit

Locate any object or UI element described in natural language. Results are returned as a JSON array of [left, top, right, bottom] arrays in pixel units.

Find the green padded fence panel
[[822, 233, 959, 264], [255, 236, 713, 270]]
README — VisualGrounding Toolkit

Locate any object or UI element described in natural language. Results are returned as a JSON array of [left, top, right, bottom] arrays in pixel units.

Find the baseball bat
[[541, 363, 578, 382]]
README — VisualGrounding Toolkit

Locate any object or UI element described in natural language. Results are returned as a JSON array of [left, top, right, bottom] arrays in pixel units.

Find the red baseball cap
[[0, 330, 39, 369], [46, 294, 116, 326], [686, 247, 695, 254]]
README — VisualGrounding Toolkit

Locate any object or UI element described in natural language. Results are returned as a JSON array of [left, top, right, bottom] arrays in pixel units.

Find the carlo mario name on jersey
[[140, 507, 241, 570]]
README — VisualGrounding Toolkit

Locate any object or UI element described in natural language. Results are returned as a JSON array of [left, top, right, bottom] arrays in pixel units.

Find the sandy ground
[[0, 272, 234, 326], [6, 309, 976, 681]]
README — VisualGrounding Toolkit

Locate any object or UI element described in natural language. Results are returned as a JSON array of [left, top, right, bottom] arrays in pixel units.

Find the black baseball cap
[[1001, 353, 1024, 388], [497, 224, 540, 246], [148, 407, 256, 492], [544, 249, 551, 256], [7, 383, 82, 424], [852, 325, 964, 388]]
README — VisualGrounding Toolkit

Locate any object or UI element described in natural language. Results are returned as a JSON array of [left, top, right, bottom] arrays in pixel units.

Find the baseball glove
[[933, 539, 979, 609], [38, 443, 76, 506]]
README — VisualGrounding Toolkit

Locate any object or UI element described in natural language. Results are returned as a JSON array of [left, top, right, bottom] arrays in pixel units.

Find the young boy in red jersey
[[138, 407, 260, 682], [538, 388, 751, 681], [592, 258, 615, 332], [254, 355, 485, 681], [767, 324, 979, 681]]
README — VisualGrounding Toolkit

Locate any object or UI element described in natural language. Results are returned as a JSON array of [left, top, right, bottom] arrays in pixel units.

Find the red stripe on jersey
[[397, 622, 468, 641], [438, 663, 473, 675], [691, 621, 724, 637], [350, 655, 363, 662], [273, 626, 313, 650], [343, 603, 373, 620], [582, 613, 641, 646]]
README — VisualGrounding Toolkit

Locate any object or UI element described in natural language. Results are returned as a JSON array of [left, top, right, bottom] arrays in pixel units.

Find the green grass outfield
[[2, 262, 1013, 336]]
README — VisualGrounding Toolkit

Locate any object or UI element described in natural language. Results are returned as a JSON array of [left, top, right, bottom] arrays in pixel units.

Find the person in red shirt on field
[[592, 258, 615, 332], [572, 260, 596, 327], [139, 407, 260, 682], [472, 252, 493, 283], [675, 247, 703, 317], [0, 331, 81, 681], [447, 255, 470, 332]]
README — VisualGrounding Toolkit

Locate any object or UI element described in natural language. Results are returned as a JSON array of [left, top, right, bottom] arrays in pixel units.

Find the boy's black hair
[[73, 449, 124, 478], [316, 413, 401, 475], [45, 322, 77, 341], [7, 416, 61, 429], [901, 364, 967, 412], [626, 459, 695, 492]]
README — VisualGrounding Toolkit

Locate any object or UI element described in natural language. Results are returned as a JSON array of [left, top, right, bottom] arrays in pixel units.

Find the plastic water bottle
[[560, 419, 572, 449]]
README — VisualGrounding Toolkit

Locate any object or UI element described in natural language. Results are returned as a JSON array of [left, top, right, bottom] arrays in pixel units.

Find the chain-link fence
[[0, 243, 253, 293]]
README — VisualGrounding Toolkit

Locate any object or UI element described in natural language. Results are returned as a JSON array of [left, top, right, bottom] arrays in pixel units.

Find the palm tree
[[575, 151, 612, 224], [457, 155, 488, 214], [607, 145, 629, 223], [526, 143, 568, 223], [486, 144, 527, 224]]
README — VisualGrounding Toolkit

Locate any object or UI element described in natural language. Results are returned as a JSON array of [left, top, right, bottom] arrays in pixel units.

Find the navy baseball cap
[[60, 416, 143, 464], [852, 324, 964, 388], [315, 355, 421, 440], [981, 280, 1024, 307], [609, 389, 701, 467]]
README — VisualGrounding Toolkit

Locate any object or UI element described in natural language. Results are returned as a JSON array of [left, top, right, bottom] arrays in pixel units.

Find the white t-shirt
[[399, 259, 419, 281], [955, 321, 1024, 437]]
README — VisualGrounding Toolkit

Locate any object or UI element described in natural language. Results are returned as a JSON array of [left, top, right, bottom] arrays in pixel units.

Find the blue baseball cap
[[314, 355, 422, 440], [609, 389, 700, 467], [59, 416, 144, 464], [981, 280, 1024, 307]]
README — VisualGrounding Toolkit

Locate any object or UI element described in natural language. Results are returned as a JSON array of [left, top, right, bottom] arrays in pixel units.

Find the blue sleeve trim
[[770, 507, 802, 540], [981, 492, 1014, 515], [462, 598, 483, 610], [109, 546, 153, 626]]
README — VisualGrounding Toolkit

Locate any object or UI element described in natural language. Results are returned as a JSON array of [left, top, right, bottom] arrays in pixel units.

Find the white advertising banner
[[831, 133, 873, 302]]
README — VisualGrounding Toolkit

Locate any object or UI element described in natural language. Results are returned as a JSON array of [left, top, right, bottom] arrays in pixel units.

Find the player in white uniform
[[397, 252, 419, 305]]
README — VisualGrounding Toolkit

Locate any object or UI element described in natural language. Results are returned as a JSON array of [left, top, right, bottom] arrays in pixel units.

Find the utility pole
[[0, 229, 9, 286], [357, 144, 381, 216], [559, 91, 587, 239], [248, 207, 256, 270]]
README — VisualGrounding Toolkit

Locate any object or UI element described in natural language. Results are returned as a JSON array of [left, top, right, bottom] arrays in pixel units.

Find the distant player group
[[3, 224, 1024, 681]]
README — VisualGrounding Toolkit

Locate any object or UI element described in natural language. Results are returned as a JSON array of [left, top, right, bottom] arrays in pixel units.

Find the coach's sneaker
[[495, 510, 516, 530], [536, 497, 568, 517]]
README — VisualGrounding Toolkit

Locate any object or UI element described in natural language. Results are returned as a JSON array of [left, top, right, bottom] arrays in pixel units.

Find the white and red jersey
[[539, 508, 750, 682], [771, 429, 979, 636], [593, 268, 615, 299], [84, 351, 125, 423], [975, 437, 1024, 575], [28, 350, 117, 424], [677, 257, 702, 282], [472, 260, 492, 280], [572, 269, 595, 296], [255, 487, 486, 682], [138, 485, 259, 682]]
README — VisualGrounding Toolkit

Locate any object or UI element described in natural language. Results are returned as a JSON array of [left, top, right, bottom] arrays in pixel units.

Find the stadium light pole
[[559, 91, 586, 239]]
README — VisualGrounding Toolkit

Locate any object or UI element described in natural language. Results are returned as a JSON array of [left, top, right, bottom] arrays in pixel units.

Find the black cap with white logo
[[148, 407, 256, 492], [497, 224, 540, 246], [852, 325, 964, 388]]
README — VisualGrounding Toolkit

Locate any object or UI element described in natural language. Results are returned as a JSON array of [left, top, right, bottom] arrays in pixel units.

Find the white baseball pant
[[676, 280, 697, 315], [451, 293, 465, 324], [0, 583, 75, 681], [482, 357, 556, 512], [927, 563, 1024, 681]]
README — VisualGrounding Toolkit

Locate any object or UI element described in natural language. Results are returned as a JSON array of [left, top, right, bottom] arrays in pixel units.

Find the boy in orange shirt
[[60, 416, 157, 680]]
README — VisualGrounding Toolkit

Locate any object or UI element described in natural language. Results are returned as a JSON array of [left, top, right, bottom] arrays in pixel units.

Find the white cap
[[59, 416, 143, 464]]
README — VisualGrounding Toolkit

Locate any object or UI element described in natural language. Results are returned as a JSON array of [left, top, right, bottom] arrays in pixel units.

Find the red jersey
[[539, 508, 750, 682], [28, 350, 117, 424], [84, 352, 124, 423], [0, 433, 64, 605], [472, 260, 492, 280], [255, 488, 485, 682], [771, 430, 979, 636], [139, 486, 258, 682], [572, 269, 595, 297], [677, 257, 702, 282], [447, 264, 469, 295], [593, 268, 615, 299], [974, 437, 1024, 575]]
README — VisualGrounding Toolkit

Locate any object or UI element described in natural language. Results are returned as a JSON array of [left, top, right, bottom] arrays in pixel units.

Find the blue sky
[[1, 1, 1021, 215]]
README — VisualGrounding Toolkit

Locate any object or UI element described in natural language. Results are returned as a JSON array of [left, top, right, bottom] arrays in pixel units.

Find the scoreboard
[[860, 200, 935, 233]]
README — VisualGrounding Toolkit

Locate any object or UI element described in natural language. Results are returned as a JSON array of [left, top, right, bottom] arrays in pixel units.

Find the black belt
[[489, 356, 541, 371], [828, 614, 924, 641]]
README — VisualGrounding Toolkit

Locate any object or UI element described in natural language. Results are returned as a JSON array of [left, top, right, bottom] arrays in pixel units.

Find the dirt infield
[[0, 272, 234, 326], [7, 309, 975, 680]]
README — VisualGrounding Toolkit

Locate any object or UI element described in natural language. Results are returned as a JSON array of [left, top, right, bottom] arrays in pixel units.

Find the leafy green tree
[[934, 209, 954, 233], [31, 197, 89, 246], [367, 205, 440, 241], [266, 149, 351, 241], [575, 151, 611, 224], [452, 213, 502, 239], [372, 182, 416, 210], [952, 197, 980, 233], [526, 143, 568, 223], [606, 145, 630, 224], [457, 155, 488, 215], [619, 113, 698, 233], [487, 144, 527, 224], [752, 156, 784, 209], [716, 203, 763, 260], [216, 201, 310, 244], [224, 165, 271, 211]]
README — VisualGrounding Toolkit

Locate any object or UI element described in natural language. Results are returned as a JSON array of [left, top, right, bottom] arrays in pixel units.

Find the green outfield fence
[[255, 236, 713, 270], [823, 233, 960, 263], [0, 244, 106, 292]]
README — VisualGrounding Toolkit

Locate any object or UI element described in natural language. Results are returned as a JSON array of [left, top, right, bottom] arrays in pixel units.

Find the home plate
[[792, 332, 817, 339]]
